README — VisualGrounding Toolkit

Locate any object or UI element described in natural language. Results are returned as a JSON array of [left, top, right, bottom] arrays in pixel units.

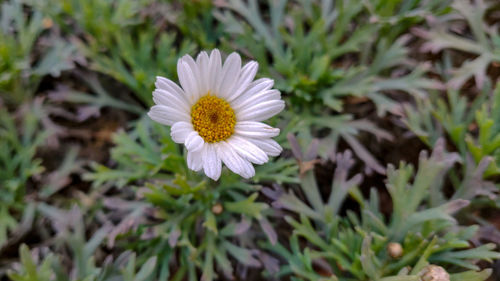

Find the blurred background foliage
[[1, 0, 500, 280]]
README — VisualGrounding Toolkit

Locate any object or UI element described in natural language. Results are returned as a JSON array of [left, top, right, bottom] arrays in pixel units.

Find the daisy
[[148, 50, 284, 180]]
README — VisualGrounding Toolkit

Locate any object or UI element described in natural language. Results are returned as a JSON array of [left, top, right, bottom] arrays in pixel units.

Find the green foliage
[[176, 0, 222, 48], [3, 0, 500, 280], [8, 244, 54, 281], [415, 0, 500, 89], [215, 0, 443, 174], [0, 0, 76, 106], [402, 0, 500, 207], [85, 117, 296, 280], [136, 182, 271, 280], [78, 27, 195, 108], [270, 138, 499, 280], [35, 0, 198, 109], [0, 102, 47, 247], [84, 117, 185, 187], [7, 205, 157, 281], [41, 0, 150, 45], [215, 0, 441, 113], [0, 0, 43, 105], [466, 84, 500, 177], [284, 112, 393, 174], [405, 82, 500, 179]]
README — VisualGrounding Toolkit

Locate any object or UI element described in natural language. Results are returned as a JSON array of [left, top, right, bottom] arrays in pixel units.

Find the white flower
[[148, 50, 284, 180]]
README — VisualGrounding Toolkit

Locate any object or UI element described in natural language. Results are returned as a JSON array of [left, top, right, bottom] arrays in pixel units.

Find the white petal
[[237, 100, 285, 121], [217, 52, 241, 99], [226, 61, 258, 101], [187, 149, 203, 171], [239, 158, 256, 178], [202, 143, 222, 180], [196, 51, 210, 96], [217, 141, 255, 178], [182, 55, 202, 100], [170, 122, 193, 143], [247, 138, 282, 156], [232, 89, 281, 112], [152, 89, 190, 112], [229, 78, 274, 104], [208, 49, 222, 94], [185, 131, 204, 152], [227, 135, 268, 165], [155, 76, 188, 103], [177, 59, 199, 104], [148, 105, 190, 126], [235, 121, 280, 138]]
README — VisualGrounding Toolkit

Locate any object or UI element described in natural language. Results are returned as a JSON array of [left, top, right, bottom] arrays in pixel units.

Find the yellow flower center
[[191, 94, 236, 143]]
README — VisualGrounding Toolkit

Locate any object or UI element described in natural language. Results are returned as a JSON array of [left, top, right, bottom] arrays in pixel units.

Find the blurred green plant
[[34, 0, 207, 109], [37, 0, 149, 45], [267, 135, 499, 280], [85, 117, 297, 280], [281, 111, 394, 174], [215, 0, 443, 113], [0, 0, 77, 106], [405, 81, 500, 180], [7, 205, 157, 281], [414, 0, 500, 89], [175, 0, 223, 49], [215, 0, 445, 175], [3, 0, 499, 280], [0, 102, 47, 247], [78, 28, 195, 108]]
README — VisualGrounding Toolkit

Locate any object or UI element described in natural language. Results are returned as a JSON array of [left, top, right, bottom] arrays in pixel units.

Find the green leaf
[[224, 193, 268, 219], [203, 211, 218, 235], [450, 269, 492, 281]]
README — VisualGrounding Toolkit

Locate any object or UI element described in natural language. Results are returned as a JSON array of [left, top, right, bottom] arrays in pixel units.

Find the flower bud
[[211, 203, 223, 215], [387, 242, 403, 259], [419, 265, 450, 281]]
